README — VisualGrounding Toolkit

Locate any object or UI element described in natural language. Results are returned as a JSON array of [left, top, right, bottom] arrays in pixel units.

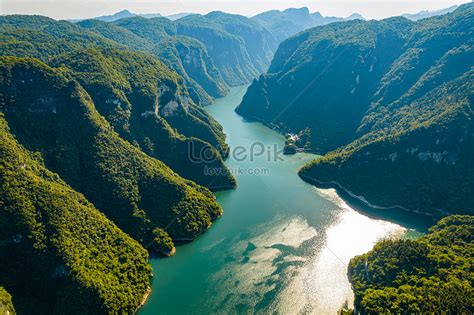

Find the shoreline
[[236, 111, 451, 221], [234, 110, 319, 154], [165, 247, 176, 256], [299, 174, 445, 220], [234, 110, 284, 133], [237, 110, 446, 221], [135, 286, 151, 314], [236, 110, 441, 221]]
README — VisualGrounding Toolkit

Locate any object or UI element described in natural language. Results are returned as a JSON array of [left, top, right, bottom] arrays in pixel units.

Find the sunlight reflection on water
[[140, 86, 421, 315], [208, 188, 406, 314]]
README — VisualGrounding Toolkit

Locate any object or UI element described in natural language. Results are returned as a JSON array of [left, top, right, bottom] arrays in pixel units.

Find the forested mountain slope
[[0, 107, 151, 314], [153, 35, 229, 105], [348, 215, 473, 313], [79, 18, 226, 105], [0, 15, 235, 190], [85, 9, 359, 103], [0, 14, 239, 313], [76, 19, 156, 52], [200, 11, 278, 75], [238, 17, 411, 152], [238, 4, 474, 216], [0, 56, 224, 254], [49, 47, 234, 189], [0, 15, 118, 56]]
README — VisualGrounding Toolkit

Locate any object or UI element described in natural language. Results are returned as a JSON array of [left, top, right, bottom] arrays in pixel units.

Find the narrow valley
[[139, 86, 424, 314]]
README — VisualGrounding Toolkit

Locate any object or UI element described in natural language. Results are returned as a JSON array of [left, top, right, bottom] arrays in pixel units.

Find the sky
[[0, 0, 471, 20]]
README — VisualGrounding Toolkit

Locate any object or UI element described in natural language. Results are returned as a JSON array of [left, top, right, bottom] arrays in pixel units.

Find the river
[[139, 86, 424, 314]]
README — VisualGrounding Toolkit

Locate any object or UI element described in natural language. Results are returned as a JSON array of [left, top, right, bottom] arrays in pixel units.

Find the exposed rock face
[[47, 47, 235, 191], [155, 35, 229, 105]]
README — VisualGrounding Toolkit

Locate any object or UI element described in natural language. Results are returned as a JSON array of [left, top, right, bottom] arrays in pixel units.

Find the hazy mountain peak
[[402, 4, 458, 20], [72, 9, 162, 22], [116, 9, 132, 15], [166, 12, 193, 21], [346, 13, 364, 20], [311, 12, 323, 19], [283, 7, 310, 15], [93, 9, 136, 22]]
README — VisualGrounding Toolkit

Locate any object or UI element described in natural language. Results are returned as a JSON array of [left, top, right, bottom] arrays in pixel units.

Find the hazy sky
[[0, 0, 470, 20]]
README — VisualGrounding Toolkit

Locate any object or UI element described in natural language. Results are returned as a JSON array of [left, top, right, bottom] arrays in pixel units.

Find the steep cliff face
[[240, 4, 474, 216], [0, 107, 151, 314], [252, 7, 318, 42], [78, 18, 221, 105], [205, 11, 278, 73], [155, 35, 229, 104], [114, 14, 262, 97], [0, 57, 224, 252], [252, 7, 363, 43], [175, 15, 259, 86], [111, 17, 231, 105], [238, 18, 409, 153], [49, 48, 235, 189], [0, 16, 236, 190]]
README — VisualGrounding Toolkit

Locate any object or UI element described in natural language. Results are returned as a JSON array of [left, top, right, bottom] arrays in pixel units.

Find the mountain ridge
[[238, 3, 474, 217]]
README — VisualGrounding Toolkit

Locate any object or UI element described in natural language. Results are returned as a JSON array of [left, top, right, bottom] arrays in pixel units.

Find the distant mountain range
[[69, 8, 366, 106], [71, 4, 461, 24], [166, 12, 194, 21], [402, 5, 458, 20], [71, 8, 363, 25], [65, 5, 463, 107], [69, 9, 188, 22]]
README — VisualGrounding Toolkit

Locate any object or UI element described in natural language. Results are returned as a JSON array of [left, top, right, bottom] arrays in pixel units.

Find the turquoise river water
[[139, 86, 425, 314]]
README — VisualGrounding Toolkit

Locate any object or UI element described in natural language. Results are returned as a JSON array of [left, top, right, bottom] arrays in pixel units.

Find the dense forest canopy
[[0, 14, 236, 190], [0, 12, 238, 314], [348, 215, 473, 314], [0, 108, 152, 314]]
